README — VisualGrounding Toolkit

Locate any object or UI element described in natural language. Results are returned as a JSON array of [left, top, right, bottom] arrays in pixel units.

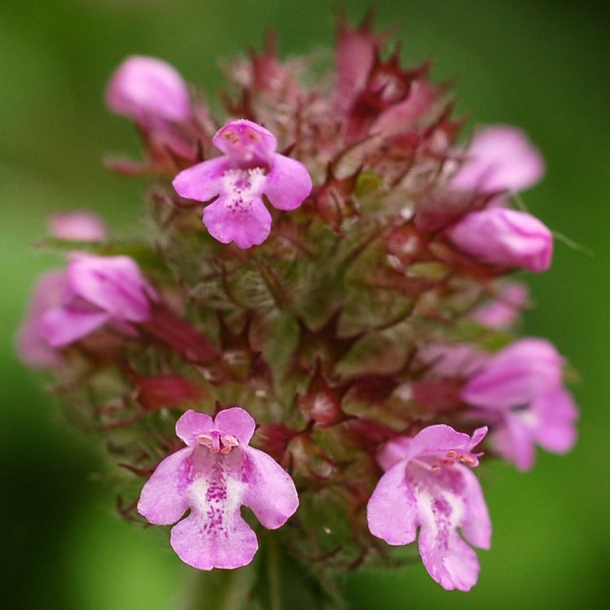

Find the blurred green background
[[1, 0, 608, 608]]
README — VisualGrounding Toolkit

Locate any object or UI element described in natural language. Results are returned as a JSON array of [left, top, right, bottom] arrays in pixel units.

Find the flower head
[[461, 338, 578, 470], [106, 55, 192, 123], [172, 119, 312, 248], [367, 425, 491, 591], [451, 125, 545, 195], [445, 207, 553, 272], [137, 408, 299, 570], [40, 254, 157, 347]]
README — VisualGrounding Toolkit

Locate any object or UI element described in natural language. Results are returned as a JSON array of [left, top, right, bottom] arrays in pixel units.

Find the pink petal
[[492, 416, 536, 471], [170, 509, 258, 571], [414, 467, 486, 591], [16, 270, 67, 367], [213, 120, 277, 167], [40, 306, 109, 347], [137, 447, 192, 524], [472, 282, 529, 329], [534, 388, 578, 453], [458, 467, 492, 549], [241, 446, 299, 529], [172, 157, 230, 202], [175, 410, 215, 446], [265, 154, 312, 211], [215, 408, 256, 445], [367, 463, 418, 545], [170, 449, 257, 570], [452, 125, 545, 194], [68, 255, 153, 322], [402, 424, 486, 464], [461, 338, 563, 409], [203, 194, 272, 249]]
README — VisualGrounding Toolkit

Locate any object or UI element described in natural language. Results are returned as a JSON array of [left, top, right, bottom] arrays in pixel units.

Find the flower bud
[[445, 208, 553, 272], [106, 55, 191, 123]]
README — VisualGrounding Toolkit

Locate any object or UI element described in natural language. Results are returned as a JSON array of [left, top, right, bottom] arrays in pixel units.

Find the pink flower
[[16, 270, 67, 368], [367, 425, 491, 591], [461, 338, 578, 470], [472, 282, 529, 329], [106, 55, 192, 123], [40, 254, 157, 347], [451, 125, 545, 194], [445, 208, 553, 272], [48, 210, 107, 242], [172, 119, 312, 249], [137, 408, 299, 570]]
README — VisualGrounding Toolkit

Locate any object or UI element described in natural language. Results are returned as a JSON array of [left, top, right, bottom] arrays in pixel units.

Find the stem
[[266, 531, 282, 610]]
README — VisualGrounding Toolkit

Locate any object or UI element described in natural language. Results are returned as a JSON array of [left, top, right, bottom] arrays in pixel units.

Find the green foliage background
[[1, 0, 608, 608]]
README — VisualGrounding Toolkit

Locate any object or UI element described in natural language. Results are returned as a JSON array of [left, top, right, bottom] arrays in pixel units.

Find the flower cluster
[[17, 16, 578, 599]]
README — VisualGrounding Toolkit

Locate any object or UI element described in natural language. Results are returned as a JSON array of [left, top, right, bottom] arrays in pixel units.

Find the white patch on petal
[[221, 168, 267, 215]]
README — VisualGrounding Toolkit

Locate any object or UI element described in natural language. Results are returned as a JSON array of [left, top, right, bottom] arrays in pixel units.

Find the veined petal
[[413, 467, 484, 591], [172, 156, 230, 202], [137, 447, 193, 524], [241, 446, 299, 529], [265, 154, 312, 210], [40, 306, 109, 347], [170, 454, 258, 570], [367, 462, 418, 545], [203, 194, 272, 249]]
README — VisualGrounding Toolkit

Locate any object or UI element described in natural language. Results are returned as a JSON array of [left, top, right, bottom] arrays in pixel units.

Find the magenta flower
[[367, 425, 491, 591], [40, 254, 157, 347], [172, 119, 312, 249], [48, 210, 108, 242], [451, 125, 545, 195], [137, 408, 299, 570], [445, 208, 553, 272], [461, 338, 578, 470], [106, 55, 192, 123]]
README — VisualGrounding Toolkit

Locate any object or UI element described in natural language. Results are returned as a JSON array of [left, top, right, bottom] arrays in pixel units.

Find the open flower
[[461, 338, 578, 470], [137, 408, 299, 570], [40, 254, 157, 347], [367, 425, 491, 591], [172, 119, 312, 248]]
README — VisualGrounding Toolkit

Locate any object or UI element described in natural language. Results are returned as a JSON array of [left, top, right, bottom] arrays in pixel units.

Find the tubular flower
[[367, 425, 491, 591], [40, 254, 157, 347], [106, 55, 192, 123], [445, 208, 553, 272], [172, 119, 312, 248], [461, 338, 579, 470], [137, 408, 299, 570]]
